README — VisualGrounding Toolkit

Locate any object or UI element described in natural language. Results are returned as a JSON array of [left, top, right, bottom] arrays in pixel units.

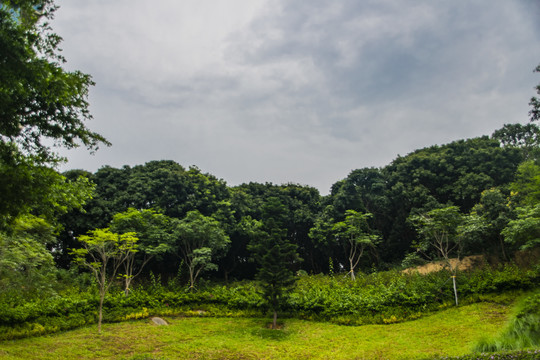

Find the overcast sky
[[53, 0, 540, 194]]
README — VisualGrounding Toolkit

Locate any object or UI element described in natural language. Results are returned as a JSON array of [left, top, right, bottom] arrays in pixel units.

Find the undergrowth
[[0, 262, 538, 340]]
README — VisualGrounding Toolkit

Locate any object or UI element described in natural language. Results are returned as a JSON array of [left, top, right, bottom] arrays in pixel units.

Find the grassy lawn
[[0, 302, 511, 360]]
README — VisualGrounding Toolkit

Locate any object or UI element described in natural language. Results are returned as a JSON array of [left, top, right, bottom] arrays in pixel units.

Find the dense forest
[[3, 122, 538, 294], [51, 127, 535, 282], [1, 2, 540, 357]]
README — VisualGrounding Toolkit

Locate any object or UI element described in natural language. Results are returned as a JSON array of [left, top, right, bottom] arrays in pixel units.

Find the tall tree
[[0, 0, 108, 282], [492, 123, 540, 161], [528, 63, 540, 123], [0, 0, 109, 164], [466, 189, 514, 259], [251, 232, 299, 329]]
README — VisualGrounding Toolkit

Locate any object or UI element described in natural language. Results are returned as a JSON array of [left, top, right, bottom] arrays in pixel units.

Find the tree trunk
[[499, 235, 508, 261], [188, 266, 195, 290], [124, 277, 133, 296], [272, 310, 278, 330], [98, 289, 105, 334], [349, 258, 356, 280]]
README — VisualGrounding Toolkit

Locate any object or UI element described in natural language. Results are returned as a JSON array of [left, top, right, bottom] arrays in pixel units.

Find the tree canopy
[[0, 0, 109, 163]]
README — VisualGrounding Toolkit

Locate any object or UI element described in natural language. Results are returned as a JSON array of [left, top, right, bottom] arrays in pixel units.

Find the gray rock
[[151, 317, 168, 325]]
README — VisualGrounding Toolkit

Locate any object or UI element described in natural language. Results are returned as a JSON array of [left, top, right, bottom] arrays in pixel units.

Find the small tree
[[246, 197, 302, 329], [409, 206, 464, 305], [249, 227, 300, 329], [172, 211, 229, 289], [71, 228, 137, 333], [332, 210, 380, 280], [409, 206, 465, 268], [109, 208, 174, 295]]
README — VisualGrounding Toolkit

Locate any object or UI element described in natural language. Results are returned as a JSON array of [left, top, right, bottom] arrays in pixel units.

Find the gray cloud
[[54, 0, 540, 193]]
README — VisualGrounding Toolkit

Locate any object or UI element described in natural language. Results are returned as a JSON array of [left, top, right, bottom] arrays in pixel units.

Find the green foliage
[[110, 208, 173, 257], [332, 210, 380, 279], [528, 63, 540, 123], [510, 161, 540, 207], [55, 128, 527, 278], [248, 196, 302, 328], [172, 210, 230, 288], [0, 0, 109, 164], [409, 206, 465, 269], [0, 150, 94, 228], [110, 208, 174, 293], [71, 228, 139, 332], [0, 264, 538, 341], [502, 205, 540, 250], [474, 291, 540, 352], [465, 189, 514, 259], [0, 215, 57, 296], [458, 263, 539, 295], [492, 123, 540, 161]]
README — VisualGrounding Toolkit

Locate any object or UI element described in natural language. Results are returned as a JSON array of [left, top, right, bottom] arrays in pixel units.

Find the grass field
[[0, 302, 512, 360]]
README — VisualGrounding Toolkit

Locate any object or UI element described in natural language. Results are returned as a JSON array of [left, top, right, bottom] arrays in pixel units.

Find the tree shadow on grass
[[250, 321, 293, 341]]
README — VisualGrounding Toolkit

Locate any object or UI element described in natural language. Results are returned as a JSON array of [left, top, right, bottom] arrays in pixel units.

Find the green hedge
[[0, 263, 538, 340]]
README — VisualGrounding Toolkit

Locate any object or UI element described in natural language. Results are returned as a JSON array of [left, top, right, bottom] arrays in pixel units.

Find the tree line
[[1, 0, 539, 308], [51, 126, 538, 285]]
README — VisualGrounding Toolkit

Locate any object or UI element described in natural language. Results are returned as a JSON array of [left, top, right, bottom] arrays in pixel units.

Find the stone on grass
[[151, 317, 168, 325]]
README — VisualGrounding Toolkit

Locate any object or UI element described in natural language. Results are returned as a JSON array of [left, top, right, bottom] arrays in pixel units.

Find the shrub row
[[0, 263, 538, 340]]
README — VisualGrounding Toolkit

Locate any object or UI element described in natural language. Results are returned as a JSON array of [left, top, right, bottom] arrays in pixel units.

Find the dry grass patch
[[403, 255, 486, 275]]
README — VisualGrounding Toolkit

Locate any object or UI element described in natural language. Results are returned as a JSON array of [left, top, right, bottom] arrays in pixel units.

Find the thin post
[[452, 275, 458, 306]]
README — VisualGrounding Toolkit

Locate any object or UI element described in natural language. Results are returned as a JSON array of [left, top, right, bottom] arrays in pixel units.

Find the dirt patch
[[403, 255, 485, 275], [265, 322, 285, 330]]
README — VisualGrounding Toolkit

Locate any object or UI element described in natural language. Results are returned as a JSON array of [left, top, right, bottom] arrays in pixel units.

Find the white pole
[[452, 275, 458, 306]]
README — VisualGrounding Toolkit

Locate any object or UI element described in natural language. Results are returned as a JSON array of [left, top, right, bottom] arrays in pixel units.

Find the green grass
[[0, 302, 512, 360], [474, 291, 540, 352]]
